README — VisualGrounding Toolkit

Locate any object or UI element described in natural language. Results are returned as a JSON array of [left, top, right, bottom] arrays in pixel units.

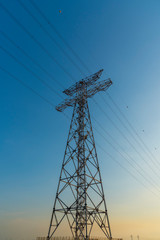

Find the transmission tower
[[47, 69, 113, 240]]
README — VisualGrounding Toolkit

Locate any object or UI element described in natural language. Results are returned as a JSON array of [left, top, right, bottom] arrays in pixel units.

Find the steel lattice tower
[[47, 70, 113, 240]]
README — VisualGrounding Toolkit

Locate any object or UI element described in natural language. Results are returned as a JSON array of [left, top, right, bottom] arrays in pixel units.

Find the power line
[[29, 0, 91, 74], [0, 2, 75, 83], [106, 91, 160, 167], [0, 65, 55, 108], [100, 93, 160, 171], [0, 45, 63, 100], [0, 65, 70, 120], [0, 30, 65, 89], [95, 141, 159, 199], [17, 0, 85, 77], [92, 115, 160, 189], [92, 98, 160, 180], [92, 121, 160, 194]]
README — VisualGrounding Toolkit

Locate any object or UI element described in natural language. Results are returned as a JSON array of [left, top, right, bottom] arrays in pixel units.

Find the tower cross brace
[[47, 70, 112, 240]]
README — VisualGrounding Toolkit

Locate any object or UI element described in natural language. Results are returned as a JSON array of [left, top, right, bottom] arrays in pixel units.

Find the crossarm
[[56, 98, 75, 112], [55, 78, 112, 112], [87, 78, 112, 98], [63, 69, 104, 96]]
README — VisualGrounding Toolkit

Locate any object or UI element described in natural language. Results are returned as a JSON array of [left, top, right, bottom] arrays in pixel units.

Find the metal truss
[[47, 70, 112, 240], [56, 70, 112, 112]]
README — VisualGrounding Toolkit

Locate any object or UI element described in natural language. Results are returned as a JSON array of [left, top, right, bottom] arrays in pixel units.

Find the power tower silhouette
[[47, 70, 113, 240]]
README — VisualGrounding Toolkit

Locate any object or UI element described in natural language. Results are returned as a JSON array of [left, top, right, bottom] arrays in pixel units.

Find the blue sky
[[0, 0, 160, 240]]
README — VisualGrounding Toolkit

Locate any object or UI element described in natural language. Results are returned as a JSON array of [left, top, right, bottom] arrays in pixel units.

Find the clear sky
[[0, 0, 160, 240]]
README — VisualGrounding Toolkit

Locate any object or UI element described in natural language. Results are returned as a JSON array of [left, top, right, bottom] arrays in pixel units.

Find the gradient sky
[[0, 0, 160, 240]]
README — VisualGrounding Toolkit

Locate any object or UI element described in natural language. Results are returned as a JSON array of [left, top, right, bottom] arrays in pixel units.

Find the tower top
[[56, 69, 112, 112]]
